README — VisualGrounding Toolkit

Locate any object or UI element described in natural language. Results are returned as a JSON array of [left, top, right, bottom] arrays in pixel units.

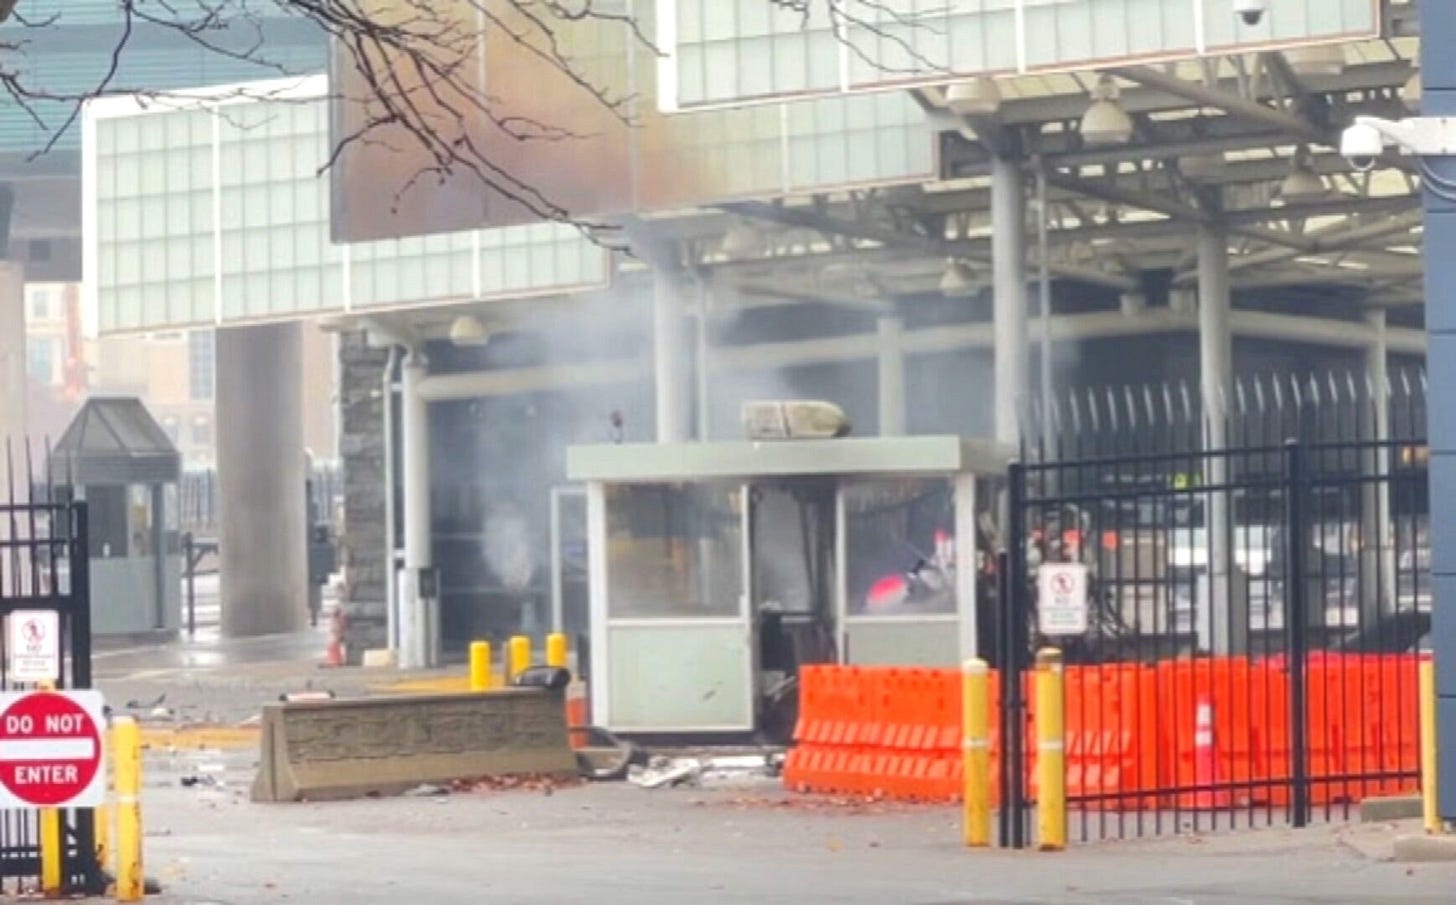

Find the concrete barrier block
[[1360, 796, 1424, 823], [251, 688, 577, 803], [1392, 833, 1456, 863]]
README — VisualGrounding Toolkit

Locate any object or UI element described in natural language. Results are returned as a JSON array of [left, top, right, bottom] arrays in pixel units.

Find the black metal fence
[[179, 463, 343, 538], [998, 372, 1429, 845], [0, 440, 100, 892]]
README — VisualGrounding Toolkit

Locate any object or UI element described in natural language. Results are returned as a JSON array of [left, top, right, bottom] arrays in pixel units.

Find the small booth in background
[[50, 397, 183, 638], [566, 427, 1010, 741]]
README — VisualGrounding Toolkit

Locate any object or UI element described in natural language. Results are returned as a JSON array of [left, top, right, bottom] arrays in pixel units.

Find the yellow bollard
[[508, 635, 531, 684], [469, 641, 492, 693], [113, 717, 143, 903], [33, 680, 62, 894], [546, 633, 568, 670], [1420, 660, 1440, 835], [95, 800, 112, 877], [40, 807, 62, 895], [1035, 647, 1066, 852], [962, 657, 992, 848]]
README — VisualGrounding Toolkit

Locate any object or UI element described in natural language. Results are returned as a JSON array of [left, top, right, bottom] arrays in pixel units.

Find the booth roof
[[49, 397, 182, 487]]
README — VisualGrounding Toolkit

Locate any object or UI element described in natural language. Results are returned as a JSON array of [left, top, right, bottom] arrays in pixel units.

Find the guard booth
[[49, 397, 183, 638], [566, 429, 1009, 739]]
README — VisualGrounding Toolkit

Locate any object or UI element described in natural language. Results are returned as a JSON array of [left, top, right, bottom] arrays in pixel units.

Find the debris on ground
[[449, 774, 576, 795], [629, 753, 785, 790], [404, 784, 449, 798], [717, 793, 931, 816], [179, 775, 220, 789]]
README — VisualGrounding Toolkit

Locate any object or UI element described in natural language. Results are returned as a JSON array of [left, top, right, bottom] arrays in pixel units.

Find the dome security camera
[[1234, 0, 1268, 26], [1339, 121, 1384, 173]]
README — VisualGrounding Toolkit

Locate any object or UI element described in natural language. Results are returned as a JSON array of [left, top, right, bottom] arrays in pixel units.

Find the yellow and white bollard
[[113, 717, 143, 903], [1035, 648, 1066, 852], [39, 807, 62, 895], [508, 635, 531, 684], [961, 657, 992, 848], [1420, 660, 1441, 835], [469, 641, 492, 693], [35, 681, 63, 895], [546, 633, 568, 670]]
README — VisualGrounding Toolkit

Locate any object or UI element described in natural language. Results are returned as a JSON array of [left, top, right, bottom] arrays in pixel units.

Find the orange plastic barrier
[[784, 655, 1423, 811]]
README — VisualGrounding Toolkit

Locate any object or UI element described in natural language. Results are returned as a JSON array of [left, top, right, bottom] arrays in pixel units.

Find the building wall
[[337, 332, 391, 662], [24, 281, 336, 467]]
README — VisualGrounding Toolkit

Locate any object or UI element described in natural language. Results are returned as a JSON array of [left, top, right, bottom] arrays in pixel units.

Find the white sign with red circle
[[1037, 563, 1090, 636], [6, 610, 60, 683], [0, 690, 106, 809]]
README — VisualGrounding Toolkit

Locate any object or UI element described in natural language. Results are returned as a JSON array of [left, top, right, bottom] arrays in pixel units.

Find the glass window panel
[[605, 484, 742, 618], [700, 0, 737, 41], [736, 0, 771, 37], [771, 34, 808, 95], [677, 0, 703, 42], [702, 41, 740, 102], [844, 478, 957, 616]]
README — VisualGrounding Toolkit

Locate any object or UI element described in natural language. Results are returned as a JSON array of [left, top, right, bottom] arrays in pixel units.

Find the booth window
[[844, 477, 957, 615], [605, 484, 742, 618]]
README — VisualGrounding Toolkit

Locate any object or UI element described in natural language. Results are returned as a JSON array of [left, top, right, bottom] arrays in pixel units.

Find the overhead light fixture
[[939, 259, 977, 297], [1178, 153, 1224, 182], [448, 314, 491, 347], [944, 77, 1002, 117], [1402, 68, 1421, 114], [720, 221, 762, 258], [1278, 148, 1329, 203], [1284, 44, 1345, 79], [1119, 291, 1147, 317], [1079, 75, 1133, 147]]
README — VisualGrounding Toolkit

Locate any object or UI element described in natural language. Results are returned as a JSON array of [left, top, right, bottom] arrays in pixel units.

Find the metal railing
[[997, 372, 1429, 845], [0, 439, 101, 893]]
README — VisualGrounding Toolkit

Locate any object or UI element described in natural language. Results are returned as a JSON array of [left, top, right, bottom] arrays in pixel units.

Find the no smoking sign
[[0, 690, 106, 808]]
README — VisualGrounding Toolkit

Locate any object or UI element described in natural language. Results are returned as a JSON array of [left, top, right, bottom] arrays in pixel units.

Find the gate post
[[1000, 462, 1030, 848], [1283, 441, 1309, 827]]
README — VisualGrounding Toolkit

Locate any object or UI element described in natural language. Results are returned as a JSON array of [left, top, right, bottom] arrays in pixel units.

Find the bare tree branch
[[0, 1, 938, 230]]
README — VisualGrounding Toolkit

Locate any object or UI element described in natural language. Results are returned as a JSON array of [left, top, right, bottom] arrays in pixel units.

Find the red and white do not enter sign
[[0, 690, 106, 809]]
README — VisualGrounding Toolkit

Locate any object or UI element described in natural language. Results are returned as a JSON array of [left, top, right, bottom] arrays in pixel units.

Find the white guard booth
[[566, 435, 1010, 737]]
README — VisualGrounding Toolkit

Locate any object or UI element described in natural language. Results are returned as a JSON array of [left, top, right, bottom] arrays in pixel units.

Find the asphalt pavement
[[78, 620, 1456, 905]]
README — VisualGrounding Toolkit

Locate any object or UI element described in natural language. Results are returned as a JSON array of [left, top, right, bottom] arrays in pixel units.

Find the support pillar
[[877, 316, 905, 436], [0, 262, 25, 453], [398, 350, 439, 669], [1197, 223, 1245, 655], [991, 156, 1028, 447], [1360, 309, 1395, 628], [654, 268, 690, 444], [1421, 0, 1456, 820], [217, 322, 308, 637]]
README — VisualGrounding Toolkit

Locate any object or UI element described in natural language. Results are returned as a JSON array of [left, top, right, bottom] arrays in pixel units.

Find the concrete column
[[0, 262, 25, 453], [398, 350, 438, 669], [654, 269, 690, 444], [1360, 309, 1395, 628], [1197, 223, 1245, 655], [991, 156, 1028, 447], [216, 322, 308, 637], [877, 316, 905, 436], [1423, 0, 1456, 820]]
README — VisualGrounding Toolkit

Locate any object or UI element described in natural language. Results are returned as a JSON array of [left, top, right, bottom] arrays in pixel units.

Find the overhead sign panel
[[329, 1, 935, 242], [659, 0, 1381, 111], [83, 78, 612, 334]]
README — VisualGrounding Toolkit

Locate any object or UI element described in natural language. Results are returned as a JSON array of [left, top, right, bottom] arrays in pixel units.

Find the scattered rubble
[[628, 753, 785, 790]]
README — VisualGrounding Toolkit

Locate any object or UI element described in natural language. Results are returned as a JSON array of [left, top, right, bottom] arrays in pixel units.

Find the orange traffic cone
[[322, 607, 345, 668], [565, 680, 589, 750], [1191, 697, 1230, 808]]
